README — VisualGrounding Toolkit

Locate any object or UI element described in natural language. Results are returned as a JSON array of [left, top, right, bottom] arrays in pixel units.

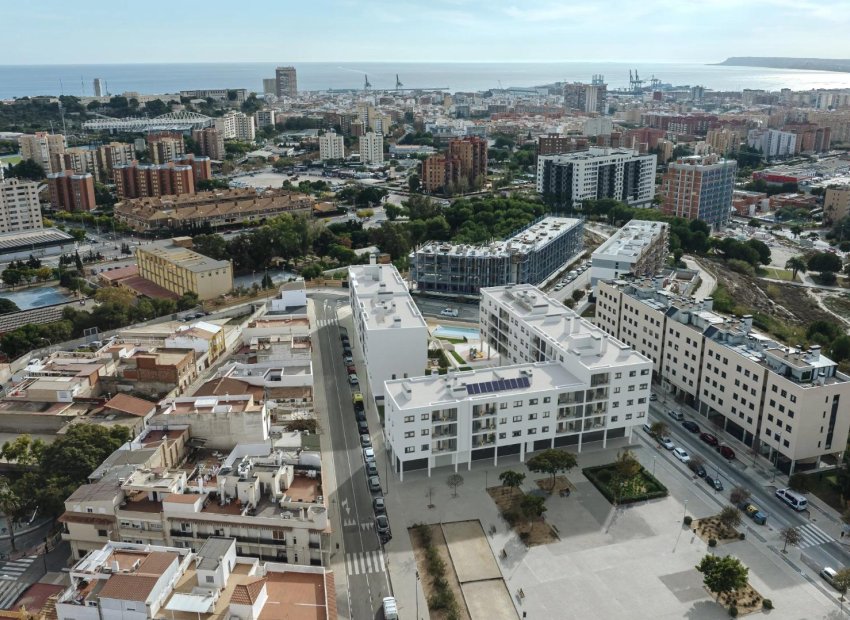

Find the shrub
[[708, 538, 717, 547], [729, 605, 738, 617], [519, 531, 531, 543], [684, 515, 693, 526], [503, 509, 520, 526], [728, 259, 755, 276], [738, 532, 745, 540], [762, 599, 773, 610]]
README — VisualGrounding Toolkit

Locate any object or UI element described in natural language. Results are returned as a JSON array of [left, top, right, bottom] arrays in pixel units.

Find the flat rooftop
[[386, 362, 583, 410], [592, 220, 667, 261], [415, 216, 582, 258], [139, 240, 231, 273], [349, 263, 410, 297], [359, 296, 427, 331]]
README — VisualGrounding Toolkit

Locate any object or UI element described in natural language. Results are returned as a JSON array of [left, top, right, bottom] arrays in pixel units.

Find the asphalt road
[[412, 296, 479, 322], [314, 294, 390, 620], [644, 398, 850, 581]]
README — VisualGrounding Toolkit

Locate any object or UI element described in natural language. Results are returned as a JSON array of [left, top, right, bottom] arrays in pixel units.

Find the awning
[[164, 593, 216, 613]]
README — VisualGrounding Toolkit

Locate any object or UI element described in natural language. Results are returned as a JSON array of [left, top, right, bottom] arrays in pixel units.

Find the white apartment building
[[747, 128, 796, 160], [384, 284, 652, 477], [590, 220, 669, 285], [0, 178, 42, 233], [318, 131, 345, 161], [215, 111, 256, 142], [358, 132, 384, 165], [18, 131, 66, 173], [537, 147, 656, 208], [596, 277, 850, 474], [349, 263, 428, 403], [254, 108, 277, 128]]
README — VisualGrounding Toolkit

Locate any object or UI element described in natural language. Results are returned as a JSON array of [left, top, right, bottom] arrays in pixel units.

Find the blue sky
[[4, 0, 850, 64]]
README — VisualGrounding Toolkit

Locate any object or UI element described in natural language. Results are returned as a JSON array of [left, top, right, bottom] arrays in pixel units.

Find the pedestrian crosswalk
[[796, 523, 833, 549], [0, 580, 27, 610], [342, 518, 374, 531], [0, 556, 35, 580], [345, 550, 386, 575], [317, 319, 338, 327]]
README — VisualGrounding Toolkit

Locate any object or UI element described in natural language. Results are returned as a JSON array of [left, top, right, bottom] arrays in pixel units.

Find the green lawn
[[0, 154, 22, 165], [761, 268, 794, 281], [450, 350, 465, 364]]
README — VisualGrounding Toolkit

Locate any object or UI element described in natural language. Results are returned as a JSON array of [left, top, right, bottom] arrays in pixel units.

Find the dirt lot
[[487, 486, 558, 546], [410, 524, 471, 620]]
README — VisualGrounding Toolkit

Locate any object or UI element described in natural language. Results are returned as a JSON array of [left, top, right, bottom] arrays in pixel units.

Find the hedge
[[582, 463, 669, 505]]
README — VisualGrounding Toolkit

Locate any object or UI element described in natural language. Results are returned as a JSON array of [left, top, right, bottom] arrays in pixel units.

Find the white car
[[672, 447, 691, 463], [660, 436, 675, 450], [440, 308, 459, 317]]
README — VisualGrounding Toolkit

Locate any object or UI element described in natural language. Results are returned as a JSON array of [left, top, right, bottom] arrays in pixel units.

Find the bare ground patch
[[410, 524, 471, 620], [487, 486, 558, 546]]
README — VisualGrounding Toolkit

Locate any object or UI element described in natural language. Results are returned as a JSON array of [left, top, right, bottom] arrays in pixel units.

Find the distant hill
[[716, 57, 850, 73]]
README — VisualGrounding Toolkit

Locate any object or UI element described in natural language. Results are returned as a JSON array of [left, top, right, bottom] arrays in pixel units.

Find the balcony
[[583, 417, 606, 431], [432, 412, 458, 424], [590, 373, 609, 387], [309, 540, 321, 549], [584, 404, 606, 417], [472, 405, 497, 419], [585, 388, 608, 402], [432, 439, 457, 454], [472, 434, 496, 448], [433, 424, 457, 439], [472, 420, 496, 433], [557, 405, 581, 420], [558, 392, 584, 405]]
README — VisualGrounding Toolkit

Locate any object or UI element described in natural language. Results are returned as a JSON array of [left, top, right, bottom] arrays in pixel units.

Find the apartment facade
[[448, 136, 487, 184], [51, 146, 101, 181], [358, 132, 384, 165], [384, 284, 652, 477], [192, 127, 226, 160], [114, 160, 203, 199], [275, 66, 298, 98], [147, 133, 185, 164], [590, 220, 669, 285], [47, 170, 97, 211], [747, 128, 796, 159], [0, 178, 42, 233], [318, 132, 345, 161], [824, 186, 850, 224], [254, 108, 277, 128], [660, 155, 737, 230], [537, 147, 656, 208], [215, 111, 256, 142], [18, 131, 66, 173], [136, 237, 233, 300], [596, 277, 850, 473], [349, 263, 429, 403], [99, 142, 137, 179], [411, 216, 584, 297], [537, 134, 589, 156]]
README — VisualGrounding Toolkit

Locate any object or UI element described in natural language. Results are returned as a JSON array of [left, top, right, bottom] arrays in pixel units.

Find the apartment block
[[411, 216, 583, 297], [596, 277, 850, 473], [147, 132, 185, 164], [98, 142, 137, 180], [660, 155, 737, 230], [136, 237, 233, 300], [349, 263, 428, 403], [824, 186, 850, 224], [358, 132, 384, 165], [318, 131, 345, 161], [448, 136, 487, 184], [114, 160, 199, 199], [275, 66, 298, 98], [0, 178, 42, 233], [706, 128, 745, 155], [384, 284, 652, 477], [537, 147, 656, 208], [179, 88, 247, 103], [784, 122, 831, 154], [18, 131, 66, 173], [215, 111, 256, 142], [590, 220, 669, 285], [747, 128, 796, 159], [192, 127, 226, 160], [563, 78, 608, 115], [537, 134, 589, 156], [51, 145, 101, 182], [47, 170, 97, 212], [254, 108, 277, 128]]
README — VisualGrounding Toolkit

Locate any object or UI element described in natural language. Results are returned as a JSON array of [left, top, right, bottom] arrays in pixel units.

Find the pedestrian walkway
[[0, 556, 35, 580], [345, 550, 386, 576], [796, 523, 833, 549]]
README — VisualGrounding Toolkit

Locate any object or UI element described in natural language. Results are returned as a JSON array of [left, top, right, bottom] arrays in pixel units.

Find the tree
[[7, 158, 46, 181], [696, 554, 749, 602], [572, 289, 586, 302], [784, 256, 807, 279], [614, 450, 641, 480], [818, 271, 838, 285], [790, 224, 803, 239], [519, 494, 547, 520], [0, 477, 31, 551], [408, 174, 421, 193], [780, 526, 801, 552], [0, 298, 19, 315], [834, 568, 850, 602], [650, 421, 668, 438], [718, 505, 742, 536], [498, 470, 525, 492], [176, 291, 199, 311], [526, 449, 577, 491], [0, 435, 45, 467], [446, 473, 464, 498], [39, 424, 131, 488], [807, 251, 842, 273]]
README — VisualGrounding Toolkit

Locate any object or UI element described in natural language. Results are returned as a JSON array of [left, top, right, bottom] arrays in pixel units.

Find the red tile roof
[[98, 574, 158, 602], [231, 577, 266, 605], [105, 393, 156, 417]]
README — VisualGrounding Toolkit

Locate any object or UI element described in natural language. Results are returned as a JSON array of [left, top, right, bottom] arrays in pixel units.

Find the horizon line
[[0, 59, 721, 67]]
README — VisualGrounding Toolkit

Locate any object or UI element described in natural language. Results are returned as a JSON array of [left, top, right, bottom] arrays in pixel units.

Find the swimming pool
[[433, 325, 480, 340]]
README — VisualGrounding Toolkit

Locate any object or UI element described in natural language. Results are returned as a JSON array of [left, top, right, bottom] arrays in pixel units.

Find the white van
[[667, 410, 684, 422], [382, 596, 399, 620], [440, 308, 459, 317], [775, 488, 808, 511]]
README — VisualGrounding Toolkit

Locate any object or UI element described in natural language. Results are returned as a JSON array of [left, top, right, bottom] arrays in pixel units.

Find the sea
[[1, 62, 850, 99]]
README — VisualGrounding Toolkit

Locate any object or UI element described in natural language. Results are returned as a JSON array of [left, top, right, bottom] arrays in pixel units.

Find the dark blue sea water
[[1, 62, 849, 99]]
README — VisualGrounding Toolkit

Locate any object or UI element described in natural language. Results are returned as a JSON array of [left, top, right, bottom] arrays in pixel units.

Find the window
[[499, 433, 507, 439], [528, 428, 537, 435], [641, 369, 649, 376], [421, 429, 430, 436], [543, 411, 550, 418], [613, 387, 620, 394], [610, 416, 618, 422], [628, 385, 635, 392], [543, 397, 551, 403], [638, 397, 646, 404], [514, 400, 523, 408], [97, 529, 108, 537], [626, 399, 634, 406], [500, 418, 507, 425], [529, 398, 538, 405], [404, 415, 414, 423], [512, 430, 522, 437], [625, 413, 632, 420], [500, 402, 508, 409], [640, 383, 648, 390], [405, 446, 415, 453], [512, 415, 522, 423], [615, 372, 622, 379], [612, 401, 619, 408], [421, 413, 430, 421], [405, 431, 414, 438], [629, 371, 636, 377], [206, 576, 215, 584]]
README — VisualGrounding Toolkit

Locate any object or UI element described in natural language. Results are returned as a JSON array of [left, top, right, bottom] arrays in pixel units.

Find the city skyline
[[5, 0, 850, 65]]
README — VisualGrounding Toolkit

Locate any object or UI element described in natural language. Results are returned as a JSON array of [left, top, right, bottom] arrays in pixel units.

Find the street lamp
[[652, 456, 657, 476], [683, 499, 688, 521], [415, 570, 420, 620]]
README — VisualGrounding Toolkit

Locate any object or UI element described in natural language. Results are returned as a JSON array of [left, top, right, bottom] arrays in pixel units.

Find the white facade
[[215, 111, 256, 142], [254, 108, 277, 128], [596, 277, 850, 472], [349, 263, 428, 403], [590, 220, 669, 285], [384, 284, 652, 477], [583, 117, 614, 137], [18, 131, 66, 173], [319, 132, 345, 161], [747, 128, 796, 159], [0, 178, 42, 233], [358, 132, 384, 165]]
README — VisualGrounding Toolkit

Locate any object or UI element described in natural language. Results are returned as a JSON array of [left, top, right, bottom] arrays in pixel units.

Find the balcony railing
[[433, 426, 457, 438], [432, 413, 458, 423], [585, 388, 608, 402], [558, 393, 584, 405]]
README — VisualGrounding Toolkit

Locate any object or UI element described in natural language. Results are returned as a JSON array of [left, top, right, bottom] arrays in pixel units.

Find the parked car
[[681, 420, 700, 433], [672, 447, 691, 463], [340, 333, 349, 342], [346, 365, 357, 375], [660, 436, 675, 450], [368, 476, 381, 492], [348, 374, 359, 386], [688, 461, 706, 477], [363, 447, 376, 463], [373, 496, 386, 514], [717, 444, 735, 460], [667, 410, 684, 422], [342, 346, 352, 356], [382, 597, 399, 620], [352, 392, 363, 405], [699, 432, 719, 447], [360, 434, 372, 448], [440, 308, 459, 317], [738, 501, 767, 524], [355, 409, 366, 423], [343, 355, 354, 365], [775, 488, 808, 511], [358, 420, 368, 434], [366, 462, 378, 476], [821, 567, 839, 588], [649, 393, 657, 401], [705, 475, 724, 491]]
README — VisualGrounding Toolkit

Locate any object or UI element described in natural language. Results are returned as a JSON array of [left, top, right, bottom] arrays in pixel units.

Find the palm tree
[[785, 256, 807, 280]]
